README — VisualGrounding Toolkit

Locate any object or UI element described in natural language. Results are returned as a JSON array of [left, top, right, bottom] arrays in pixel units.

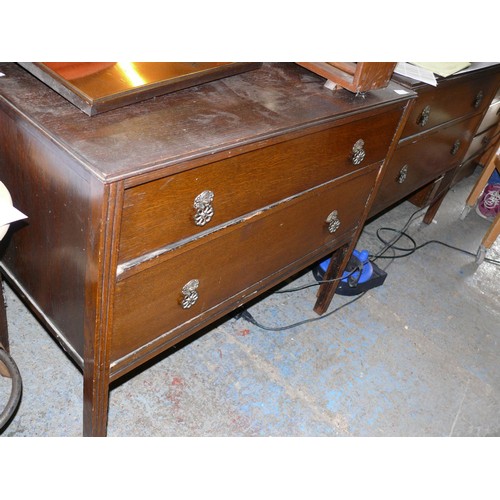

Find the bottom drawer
[[370, 114, 482, 216], [111, 166, 379, 362], [464, 127, 500, 163], [454, 134, 500, 185]]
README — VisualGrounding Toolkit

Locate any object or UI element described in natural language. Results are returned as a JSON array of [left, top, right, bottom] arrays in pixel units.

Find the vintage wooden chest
[[0, 62, 414, 435], [369, 63, 500, 221]]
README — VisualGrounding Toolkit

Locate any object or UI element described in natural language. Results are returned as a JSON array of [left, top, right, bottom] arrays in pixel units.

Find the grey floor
[[1, 168, 499, 437]]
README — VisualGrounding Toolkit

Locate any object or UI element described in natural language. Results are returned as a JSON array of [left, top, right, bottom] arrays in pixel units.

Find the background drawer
[[112, 166, 379, 361], [118, 108, 403, 263], [400, 75, 499, 138], [464, 125, 500, 162], [477, 99, 500, 134], [370, 115, 481, 216]]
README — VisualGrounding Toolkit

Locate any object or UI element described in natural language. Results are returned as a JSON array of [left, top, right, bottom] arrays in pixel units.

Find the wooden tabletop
[[0, 62, 413, 182]]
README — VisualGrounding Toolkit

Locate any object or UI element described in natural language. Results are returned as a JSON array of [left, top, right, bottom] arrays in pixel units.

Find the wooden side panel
[[0, 104, 92, 361]]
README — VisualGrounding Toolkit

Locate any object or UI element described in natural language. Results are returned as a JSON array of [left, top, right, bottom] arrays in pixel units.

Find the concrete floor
[[1, 168, 499, 437]]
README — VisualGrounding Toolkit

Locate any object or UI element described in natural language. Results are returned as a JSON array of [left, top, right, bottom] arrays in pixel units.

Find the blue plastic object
[[318, 249, 374, 285], [489, 169, 500, 184], [313, 248, 388, 295]]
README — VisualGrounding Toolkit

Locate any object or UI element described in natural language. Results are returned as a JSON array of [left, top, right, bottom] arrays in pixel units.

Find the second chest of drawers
[[369, 63, 500, 219]]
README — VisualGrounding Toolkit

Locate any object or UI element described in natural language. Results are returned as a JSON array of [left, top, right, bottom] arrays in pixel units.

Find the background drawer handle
[[397, 164, 409, 184], [180, 279, 199, 309], [482, 136, 491, 147], [193, 190, 214, 226], [473, 90, 484, 109], [450, 139, 461, 156], [351, 139, 366, 165], [326, 210, 341, 233], [417, 105, 431, 127]]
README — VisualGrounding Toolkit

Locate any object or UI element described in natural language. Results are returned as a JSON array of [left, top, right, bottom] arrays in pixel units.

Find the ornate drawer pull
[[326, 210, 341, 233], [180, 279, 199, 309], [397, 164, 409, 184], [450, 139, 461, 156], [351, 139, 366, 165], [473, 90, 484, 109], [193, 190, 214, 226], [482, 136, 491, 147], [417, 105, 431, 127]]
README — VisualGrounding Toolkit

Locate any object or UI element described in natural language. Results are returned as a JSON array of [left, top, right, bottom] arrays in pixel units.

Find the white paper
[[394, 62, 438, 86], [0, 200, 27, 226], [412, 62, 470, 78]]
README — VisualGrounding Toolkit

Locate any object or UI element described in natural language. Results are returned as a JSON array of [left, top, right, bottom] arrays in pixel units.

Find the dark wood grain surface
[[0, 63, 413, 182], [0, 62, 416, 435]]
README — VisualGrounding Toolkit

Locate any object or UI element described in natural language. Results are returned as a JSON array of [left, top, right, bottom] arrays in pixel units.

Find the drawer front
[[111, 166, 379, 361], [118, 107, 403, 263], [464, 126, 500, 162], [370, 115, 481, 216], [455, 133, 500, 184], [401, 75, 499, 139], [477, 99, 500, 134]]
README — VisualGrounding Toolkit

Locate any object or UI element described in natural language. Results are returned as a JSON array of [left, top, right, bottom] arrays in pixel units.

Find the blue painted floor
[[1, 168, 499, 437]]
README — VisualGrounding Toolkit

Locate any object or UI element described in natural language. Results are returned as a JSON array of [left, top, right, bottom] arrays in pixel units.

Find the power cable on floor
[[236, 292, 367, 332], [237, 206, 500, 331], [373, 226, 500, 267]]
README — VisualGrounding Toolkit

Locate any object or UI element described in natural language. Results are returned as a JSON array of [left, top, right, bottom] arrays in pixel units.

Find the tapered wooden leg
[[83, 362, 110, 437], [423, 189, 448, 225], [314, 243, 351, 315], [80, 179, 120, 437]]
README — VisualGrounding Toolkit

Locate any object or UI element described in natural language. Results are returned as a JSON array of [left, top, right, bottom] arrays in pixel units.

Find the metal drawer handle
[[326, 210, 341, 233], [180, 279, 199, 309], [450, 139, 461, 156], [473, 90, 484, 109], [417, 105, 431, 127], [193, 190, 214, 226], [397, 164, 409, 184], [351, 139, 366, 165]]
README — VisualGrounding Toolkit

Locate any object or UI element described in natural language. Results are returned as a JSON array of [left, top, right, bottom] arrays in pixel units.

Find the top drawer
[[118, 106, 403, 263], [400, 74, 499, 139]]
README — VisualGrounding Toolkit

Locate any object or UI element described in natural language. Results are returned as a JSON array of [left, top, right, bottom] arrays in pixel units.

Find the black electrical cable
[[372, 227, 420, 259], [372, 227, 500, 267], [369, 207, 427, 263], [238, 292, 367, 332], [0, 347, 22, 432], [237, 205, 500, 331], [275, 266, 361, 294]]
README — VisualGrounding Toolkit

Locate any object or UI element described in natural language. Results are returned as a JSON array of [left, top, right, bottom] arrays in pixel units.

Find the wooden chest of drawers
[[453, 86, 500, 184], [0, 62, 413, 435], [369, 63, 500, 220]]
